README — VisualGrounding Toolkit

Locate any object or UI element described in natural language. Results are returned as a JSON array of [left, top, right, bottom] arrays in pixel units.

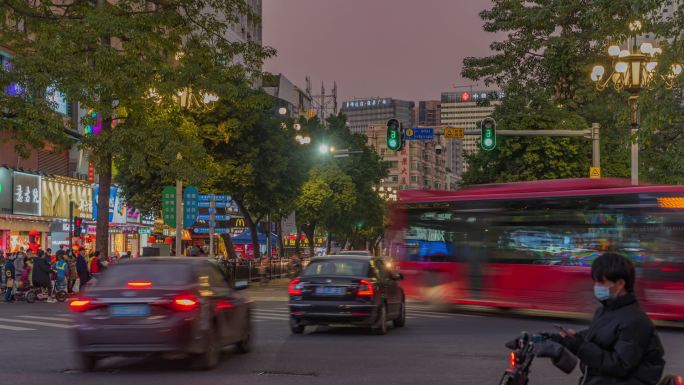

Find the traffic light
[[73, 217, 83, 237], [386, 118, 403, 151], [480, 117, 496, 151]]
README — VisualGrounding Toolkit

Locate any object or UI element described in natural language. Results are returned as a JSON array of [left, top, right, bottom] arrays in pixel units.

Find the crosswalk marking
[[18, 315, 73, 322], [0, 317, 75, 329], [254, 309, 289, 315], [254, 314, 289, 321], [0, 324, 35, 331]]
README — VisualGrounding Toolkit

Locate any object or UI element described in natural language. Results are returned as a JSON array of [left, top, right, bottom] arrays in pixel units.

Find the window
[[384, 160, 398, 169], [304, 259, 369, 277], [410, 176, 418, 183], [388, 175, 398, 182]]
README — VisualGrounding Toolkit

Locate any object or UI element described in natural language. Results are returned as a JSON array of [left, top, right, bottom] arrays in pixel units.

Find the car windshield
[[303, 259, 369, 277], [95, 263, 194, 288]]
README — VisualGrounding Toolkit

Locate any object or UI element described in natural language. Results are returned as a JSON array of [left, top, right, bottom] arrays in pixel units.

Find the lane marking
[[254, 315, 289, 321], [0, 324, 35, 331], [18, 315, 73, 322], [0, 317, 75, 329], [254, 309, 290, 314]]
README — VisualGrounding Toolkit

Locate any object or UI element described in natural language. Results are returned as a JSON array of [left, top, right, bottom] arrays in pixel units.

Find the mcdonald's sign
[[234, 217, 245, 228]]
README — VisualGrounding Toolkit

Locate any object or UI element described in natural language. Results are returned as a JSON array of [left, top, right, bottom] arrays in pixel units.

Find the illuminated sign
[[461, 92, 470, 102], [343, 98, 391, 109], [657, 197, 684, 209], [1, 54, 26, 97], [13, 172, 41, 216], [41, 177, 93, 219]]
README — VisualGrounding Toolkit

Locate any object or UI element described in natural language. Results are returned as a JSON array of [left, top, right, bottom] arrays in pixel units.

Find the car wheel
[[372, 303, 388, 335], [393, 301, 406, 328], [79, 353, 98, 372], [25, 290, 36, 303], [236, 320, 252, 354], [290, 317, 305, 334], [194, 325, 220, 370]]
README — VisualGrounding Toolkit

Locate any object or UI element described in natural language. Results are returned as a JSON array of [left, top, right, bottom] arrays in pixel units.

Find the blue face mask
[[594, 285, 611, 302]]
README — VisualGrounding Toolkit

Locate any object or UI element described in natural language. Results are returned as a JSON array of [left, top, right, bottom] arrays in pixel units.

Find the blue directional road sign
[[403, 127, 434, 141], [193, 228, 230, 234], [197, 214, 231, 221], [198, 201, 231, 208], [183, 186, 199, 228], [198, 194, 232, 201]]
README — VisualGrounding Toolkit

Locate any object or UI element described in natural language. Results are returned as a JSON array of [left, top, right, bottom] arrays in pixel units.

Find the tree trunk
[[326, 233, 332, 254], [276, 219, 285, 259], [235, 199, 260, 260], [294, 224, 302, 254], [220, 233, 236, 259], [95, 153, 111, 259], [303, 223, 316, 258]]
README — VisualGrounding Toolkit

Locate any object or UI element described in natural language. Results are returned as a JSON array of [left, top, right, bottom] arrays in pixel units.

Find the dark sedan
[[69, 257, 252, 371], [288, 255, 405, 335]]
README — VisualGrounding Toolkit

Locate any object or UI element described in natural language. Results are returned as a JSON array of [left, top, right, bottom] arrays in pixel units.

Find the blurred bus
[[387, 178, 684, 320]]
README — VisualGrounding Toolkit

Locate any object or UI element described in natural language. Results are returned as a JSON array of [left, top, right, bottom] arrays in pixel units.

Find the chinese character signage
[[13, 172, 41, 216], [0, 167, 11, 214], [41, 178, 93, 219]]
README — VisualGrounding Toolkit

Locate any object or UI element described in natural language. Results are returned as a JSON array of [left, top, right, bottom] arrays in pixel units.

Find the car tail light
[[127, 281, 152, 288], [171, 295, 199, 312], [68, 298, 102, 313], [288, 278, 303, 296], [509, 352, 517, 369], [357, 279, 375, 297], [215, 299, 234, 310]]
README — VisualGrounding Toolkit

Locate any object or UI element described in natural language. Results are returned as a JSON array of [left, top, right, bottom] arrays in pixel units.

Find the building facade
[[416, 100, 441, 127], [341, 98, 415, 135], [263, 73, 312, 118], [440, 90, 503, 176], [366, 124, 448, 192]]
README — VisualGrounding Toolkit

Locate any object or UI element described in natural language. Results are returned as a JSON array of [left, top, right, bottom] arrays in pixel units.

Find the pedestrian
[[259, 253, 270, 285], [32, 250, 54, 302], [89, 251, 103, 277], [56, 244, 66, 260], [47, 247, 56, 264], [553, 253, 665, 385], [76, 250, 90, 292], [55, 254, 68, 294], [67, 250, 77, 294], [4, 253, 16, 302]]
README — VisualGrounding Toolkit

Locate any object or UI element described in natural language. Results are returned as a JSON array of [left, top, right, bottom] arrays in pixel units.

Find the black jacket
[[32, 257, 52, 285], [561, 293, 665, 385]]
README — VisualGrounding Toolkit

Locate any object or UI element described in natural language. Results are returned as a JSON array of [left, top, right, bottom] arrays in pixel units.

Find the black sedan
[[69, 257, 252, 371], [288, 255, 405, 335]]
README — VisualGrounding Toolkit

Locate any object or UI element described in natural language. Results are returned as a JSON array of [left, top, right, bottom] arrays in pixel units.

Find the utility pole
[[209, 196, 215, 258], [175, 152, 183, 257]]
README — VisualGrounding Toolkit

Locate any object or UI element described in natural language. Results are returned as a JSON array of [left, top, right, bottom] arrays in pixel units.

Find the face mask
[[594, 285, 611, 302]]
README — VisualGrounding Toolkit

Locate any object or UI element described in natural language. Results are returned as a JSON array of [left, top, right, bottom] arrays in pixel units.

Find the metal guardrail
[[220, 260, 302, 282]]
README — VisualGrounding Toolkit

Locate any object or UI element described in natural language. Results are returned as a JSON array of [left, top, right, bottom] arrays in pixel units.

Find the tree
[[0, 1, 272, 258], [296, 163, 356, 257], [460, 0, 679, 185]]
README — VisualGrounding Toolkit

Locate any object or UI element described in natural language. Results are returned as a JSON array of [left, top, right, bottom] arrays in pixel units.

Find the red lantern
[[147, 236, 156, 244], [164, 237, 173, 245]]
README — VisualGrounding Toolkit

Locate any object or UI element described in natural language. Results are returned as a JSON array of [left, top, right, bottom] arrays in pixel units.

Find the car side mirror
[[393, 273, 404, 281], [234, 280, 249, 291]]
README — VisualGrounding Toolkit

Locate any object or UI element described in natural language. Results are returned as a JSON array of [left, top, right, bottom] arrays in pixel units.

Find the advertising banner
[[13, 172, 41, 216], [93, 184, 126, 224], [41, 177, 93, 219]]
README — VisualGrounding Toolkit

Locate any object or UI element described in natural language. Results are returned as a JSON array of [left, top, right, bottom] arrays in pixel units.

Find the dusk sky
[[262, 0, 496, 104]]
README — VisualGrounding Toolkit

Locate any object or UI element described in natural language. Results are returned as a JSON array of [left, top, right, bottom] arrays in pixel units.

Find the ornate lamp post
[[590, 21, 681, 185]]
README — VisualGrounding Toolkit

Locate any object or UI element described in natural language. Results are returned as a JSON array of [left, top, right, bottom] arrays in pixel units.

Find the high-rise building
[[440, 90, 504, 176], [366, 124, 449, 192], [224, 0, 263, 45], [416, 100, 441, 127], [341, 98, 414, 135], [263, 73, 312, 118]]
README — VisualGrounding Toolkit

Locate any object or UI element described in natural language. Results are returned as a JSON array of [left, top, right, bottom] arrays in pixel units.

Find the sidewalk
[[244, 278, 289, 301]]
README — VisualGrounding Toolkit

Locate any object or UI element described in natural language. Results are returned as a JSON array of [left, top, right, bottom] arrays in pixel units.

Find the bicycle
[[26, 282, 67, 303]]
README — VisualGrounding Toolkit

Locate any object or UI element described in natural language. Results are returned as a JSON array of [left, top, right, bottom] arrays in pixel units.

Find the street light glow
[[640, 42, 654, 55], [608, 45, 621, 57], [278, 107, 288, 116], [615, 62, 628, 73], [319, 144, 329, 154]]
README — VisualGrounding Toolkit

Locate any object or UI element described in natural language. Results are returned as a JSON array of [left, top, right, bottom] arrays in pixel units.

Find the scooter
[[25, 283, 68, 303]]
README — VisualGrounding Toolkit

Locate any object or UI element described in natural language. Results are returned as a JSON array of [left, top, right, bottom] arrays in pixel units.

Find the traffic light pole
[[209, 197, 215, 258], [175, 179, 183, 257], [68, 201, 74, 251]]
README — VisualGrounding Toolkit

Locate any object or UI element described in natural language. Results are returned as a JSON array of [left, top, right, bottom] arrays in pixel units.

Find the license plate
[[110, 304, 151, 317], [315, 286, 344, 296]]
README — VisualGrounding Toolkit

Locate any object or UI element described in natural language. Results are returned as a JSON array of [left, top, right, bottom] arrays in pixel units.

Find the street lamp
[[590, 21, 681, 185], [319, 144, 329, 154]]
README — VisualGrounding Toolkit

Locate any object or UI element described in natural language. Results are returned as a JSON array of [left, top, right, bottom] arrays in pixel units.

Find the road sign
[[198, 201, 231, 208], [183, 186, 199, 228], [198, 194, 231, 201], [444, 127, 465, 139], [198, 214, 231, 221], [161, 186, 176, 227], [404, 127, 434, 141], [590, 166, 601, 179], [193, 228, 230, 234]]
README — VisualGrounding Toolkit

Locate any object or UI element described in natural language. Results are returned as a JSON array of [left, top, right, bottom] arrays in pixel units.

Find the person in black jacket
[[76, 250, 90, 292], [556, 253, 665, 385], [32, 250, 54, 301], [4, 254, 16, 302]]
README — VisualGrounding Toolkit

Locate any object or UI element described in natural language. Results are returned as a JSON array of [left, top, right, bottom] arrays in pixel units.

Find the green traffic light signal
[[387, 118, 403, 151], [480, 117, 496, 151]]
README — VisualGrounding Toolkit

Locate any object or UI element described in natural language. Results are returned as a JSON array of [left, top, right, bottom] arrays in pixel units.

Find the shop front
[[41, 176, 94, 252], [3, 171, 49, 252]]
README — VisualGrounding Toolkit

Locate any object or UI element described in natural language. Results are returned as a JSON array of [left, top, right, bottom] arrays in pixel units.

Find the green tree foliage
[[460, 0, 684, 185], [296, 163, 356, 257], [0, 1, 273, 256]]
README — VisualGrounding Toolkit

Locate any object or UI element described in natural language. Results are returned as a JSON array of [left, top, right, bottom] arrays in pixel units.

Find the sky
[[262, 0, 496, 104]]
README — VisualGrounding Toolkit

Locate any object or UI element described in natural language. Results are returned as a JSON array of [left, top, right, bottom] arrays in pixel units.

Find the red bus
[[387, 178, 684, 321]]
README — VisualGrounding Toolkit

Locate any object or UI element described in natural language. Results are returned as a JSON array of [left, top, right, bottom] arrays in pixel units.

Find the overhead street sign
[[404, 127, 434, 141], [198, 201, 231, 208], [590, 167, 601, 179], [197, 214, 231, 221], [444, 127, 465, 139], [198, 194, 231, 201], [193, 228, 230, 234]]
